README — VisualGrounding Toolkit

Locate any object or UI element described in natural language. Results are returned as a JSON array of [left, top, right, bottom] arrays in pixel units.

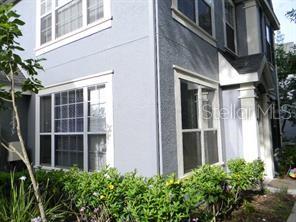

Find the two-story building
[[0, 0, 281, 178]]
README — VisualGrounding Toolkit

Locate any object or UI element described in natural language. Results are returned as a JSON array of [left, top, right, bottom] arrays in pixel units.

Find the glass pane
[[181, 80, 198, 129], [88, 117, 106, 132], [55, 89, 84, 133], [225, 0, 234, 26], [55, 135, 83, 168], [183, 132, 202, 173], [198, 0, 212, 35], [76, 89, 83, 102], [76, 118, 84, 132], [56, 0, 83, 38], [61, 105, 68, 118], [204, 130, 219, 164], [69, 90, 76, 103], [40, 96, 51, 133], [76, 103, 83, 117], [88, 86, 106, 132], [266, 25, 271, 43], [61, 92, 68, 104], [55, 93, 61, 105], [41, 0, 52, 16], [88, 135, 106, 171], [69, 104, 76, 118], [87, 0, 104, 24], [178, 0, 196, 22], [226, 24, 235, 52], [202, 87, 215, 129], [40, 135, 51, 165], [40, 14, 52, 44]]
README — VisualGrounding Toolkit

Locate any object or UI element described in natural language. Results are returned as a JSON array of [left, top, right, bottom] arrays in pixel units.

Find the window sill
[[224, 46, 238, 58], [35, 17, 112, 56], [171, 7, 216, 47], [34, 165, 70, 172]]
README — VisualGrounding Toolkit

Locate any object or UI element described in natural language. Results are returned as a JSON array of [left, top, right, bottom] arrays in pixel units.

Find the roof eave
[[259, 0, 280, 30]]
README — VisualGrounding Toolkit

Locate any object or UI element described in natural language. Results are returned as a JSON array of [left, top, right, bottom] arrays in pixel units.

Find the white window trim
[[35, 0, 112, 56], [174, 65, 223, 177], [223, 0, 238, 55], [171, 0, 216, 47], [35, 71, 114, 171]]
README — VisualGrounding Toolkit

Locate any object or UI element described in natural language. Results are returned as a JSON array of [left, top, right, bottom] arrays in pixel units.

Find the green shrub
[[0, 158, 265, 222], [63, 168, 194, 221], [275, 145, 296, 176]]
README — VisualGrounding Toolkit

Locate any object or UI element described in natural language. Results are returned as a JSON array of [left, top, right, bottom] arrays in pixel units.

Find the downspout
[[151, 0, 162, 175]]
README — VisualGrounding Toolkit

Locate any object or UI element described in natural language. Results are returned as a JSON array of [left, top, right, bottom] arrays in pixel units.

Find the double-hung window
[[175, 0, 214, 37], [37, 0, 111, 55], [224, 0, 236, 53], [38, 73, 113, 171], [175, 67, 221, 176]]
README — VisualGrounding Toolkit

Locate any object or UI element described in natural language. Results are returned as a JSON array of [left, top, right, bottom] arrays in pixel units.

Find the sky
[[273, 0, 296, 43]]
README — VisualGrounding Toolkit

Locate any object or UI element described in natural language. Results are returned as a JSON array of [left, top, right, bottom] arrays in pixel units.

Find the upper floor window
[[265, 23, 274, 64], [177, 0, 214, 36], [224, 0, 236, 53], [37, 0, 111, 55]]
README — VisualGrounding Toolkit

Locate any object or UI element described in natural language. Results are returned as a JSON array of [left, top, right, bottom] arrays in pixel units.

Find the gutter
[[152, 0, 162, 175]]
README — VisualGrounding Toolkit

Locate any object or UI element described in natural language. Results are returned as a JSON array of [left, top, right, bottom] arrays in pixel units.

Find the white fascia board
[[218, 53, 259, 86]]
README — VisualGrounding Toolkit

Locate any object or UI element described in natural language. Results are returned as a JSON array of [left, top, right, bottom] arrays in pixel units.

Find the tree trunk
[[10, 72, 47, 222]]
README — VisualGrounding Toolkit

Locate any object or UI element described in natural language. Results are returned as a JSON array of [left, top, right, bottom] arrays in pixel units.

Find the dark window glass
[[181, 80, 198, 129], [40, 135, 51, 165], [226, 24, 235, 52], [40, 96, 51, 133], [198, 0, 212, 35], [183, 132, 202, 173], [204, 130, 218, 164], [178, 0, 196, 22], [55, 135, 83, 169]]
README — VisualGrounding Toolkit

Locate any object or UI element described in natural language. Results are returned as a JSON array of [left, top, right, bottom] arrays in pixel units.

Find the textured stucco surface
[[13, 0, 158, 176], [157, 0, 222, 175]]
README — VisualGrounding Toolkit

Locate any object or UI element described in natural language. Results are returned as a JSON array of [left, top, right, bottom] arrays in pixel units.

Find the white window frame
[[223, 0, 237, 54], [171, 0, 216, 47], [173, 65, 223, 177], [35, 70, 114, 171], [35, 0, 112, 56]]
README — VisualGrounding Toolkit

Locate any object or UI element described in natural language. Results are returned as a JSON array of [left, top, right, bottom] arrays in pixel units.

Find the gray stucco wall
[[221, 86, 243, 160], [236, 2, 248, 56], [13, 0, 158, 176], [157, 0, 224, 175]]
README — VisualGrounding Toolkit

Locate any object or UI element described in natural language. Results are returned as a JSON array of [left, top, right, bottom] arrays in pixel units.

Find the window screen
[[180, 79, 219, 174]]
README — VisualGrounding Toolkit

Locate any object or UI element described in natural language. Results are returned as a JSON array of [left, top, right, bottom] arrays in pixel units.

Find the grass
[[225, 190, 296, 222]]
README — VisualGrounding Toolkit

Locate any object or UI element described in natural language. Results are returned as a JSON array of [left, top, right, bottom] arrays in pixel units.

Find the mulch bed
[[224, 191, 296, 222]]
